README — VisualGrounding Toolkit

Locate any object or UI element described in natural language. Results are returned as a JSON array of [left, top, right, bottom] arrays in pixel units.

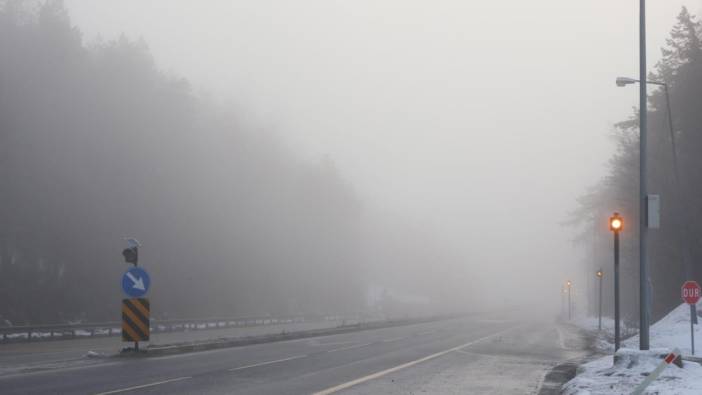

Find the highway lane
[[0, 314, 585, 394]]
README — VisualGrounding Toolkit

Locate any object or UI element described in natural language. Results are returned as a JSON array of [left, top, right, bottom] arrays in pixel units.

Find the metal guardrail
[[0, 313, 347, 343]]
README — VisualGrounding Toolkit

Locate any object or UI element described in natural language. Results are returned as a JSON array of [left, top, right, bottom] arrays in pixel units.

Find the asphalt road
[[0, 314, 588, 394]]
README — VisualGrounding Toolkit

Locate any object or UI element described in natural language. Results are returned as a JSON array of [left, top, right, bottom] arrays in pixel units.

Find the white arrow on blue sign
[[122, 267, 150, 298]]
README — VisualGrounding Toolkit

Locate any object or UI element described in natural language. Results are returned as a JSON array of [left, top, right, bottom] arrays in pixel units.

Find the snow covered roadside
[[563, 348, 702, 395], [572, 316, 637, 353], [563, 301, 702, 394], [621, 301, 702, 354]]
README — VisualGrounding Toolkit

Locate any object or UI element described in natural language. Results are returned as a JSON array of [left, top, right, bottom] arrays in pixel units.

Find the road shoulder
[[537, 322, 603, 394], [338, 320, 592, 395]]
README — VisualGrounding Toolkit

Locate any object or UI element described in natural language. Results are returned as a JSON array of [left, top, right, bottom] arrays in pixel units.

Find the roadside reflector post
[[631, 349, 681, 395]]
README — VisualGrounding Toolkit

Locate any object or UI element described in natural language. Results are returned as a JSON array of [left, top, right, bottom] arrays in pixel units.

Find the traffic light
[[609, 212, 623, 232], [122, 247, 138, 265], [596, 270, 603, 278]]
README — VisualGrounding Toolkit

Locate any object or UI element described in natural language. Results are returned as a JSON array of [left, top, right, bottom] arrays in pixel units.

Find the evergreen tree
[[570, 7, 702, 321]]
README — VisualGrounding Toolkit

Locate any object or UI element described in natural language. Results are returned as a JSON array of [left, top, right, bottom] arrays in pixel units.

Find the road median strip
[[139, 315, 459, 358]]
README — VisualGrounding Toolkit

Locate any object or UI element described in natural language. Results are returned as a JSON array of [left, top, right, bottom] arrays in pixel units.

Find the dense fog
[[1, 0, 700, 325], [0, 1, 469, 323]]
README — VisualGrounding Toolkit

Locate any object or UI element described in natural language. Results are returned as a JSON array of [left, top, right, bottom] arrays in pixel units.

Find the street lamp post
[[567, 280, 573, 320], [615, 78, 675, 174], [618, 76, 697, 326], [597, 269, 604, 331], [610, 213, 623, 351]]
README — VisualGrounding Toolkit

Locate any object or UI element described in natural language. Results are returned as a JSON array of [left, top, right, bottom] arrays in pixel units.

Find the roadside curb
[[538, 360, 581, 395], [538, 323, 602, 395], [119, 315, 457, 358]]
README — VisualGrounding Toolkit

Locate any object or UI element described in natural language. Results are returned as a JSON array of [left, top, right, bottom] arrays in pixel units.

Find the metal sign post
[[681, 280, 701, 355]]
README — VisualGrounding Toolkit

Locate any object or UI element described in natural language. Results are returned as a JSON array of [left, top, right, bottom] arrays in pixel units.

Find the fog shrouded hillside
[[0, 1, 464, 323]]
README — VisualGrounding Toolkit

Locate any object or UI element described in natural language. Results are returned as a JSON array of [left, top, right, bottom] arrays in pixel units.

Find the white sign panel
[[647, 194, 660, 229]]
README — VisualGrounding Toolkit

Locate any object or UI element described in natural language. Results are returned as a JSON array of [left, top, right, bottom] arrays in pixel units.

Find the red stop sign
[[682, 281, 701, 304]]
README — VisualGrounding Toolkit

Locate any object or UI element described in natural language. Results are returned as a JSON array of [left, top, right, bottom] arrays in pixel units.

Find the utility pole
[[639, 0, 650, 351]]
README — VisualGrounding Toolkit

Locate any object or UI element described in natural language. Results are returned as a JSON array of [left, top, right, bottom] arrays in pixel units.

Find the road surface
[[0, 313, 588, 394]]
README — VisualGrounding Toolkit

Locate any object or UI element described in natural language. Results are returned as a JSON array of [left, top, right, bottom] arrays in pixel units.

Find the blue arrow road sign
[[122, 267, 150, 298]]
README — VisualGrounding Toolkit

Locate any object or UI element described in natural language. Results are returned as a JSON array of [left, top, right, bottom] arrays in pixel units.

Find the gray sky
[[65, 0, 701, 308]]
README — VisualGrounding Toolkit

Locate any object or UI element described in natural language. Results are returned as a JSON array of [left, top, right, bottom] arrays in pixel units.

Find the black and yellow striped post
[[122, 298, 150, 349]]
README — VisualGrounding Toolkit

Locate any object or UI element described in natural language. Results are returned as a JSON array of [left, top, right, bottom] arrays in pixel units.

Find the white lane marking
[[326, 342, 373, 353], [312, 340, 356, 347], [382, 336, 408, 343], [416, 331, 436, 336], [312, 326, 520, 395], [94, 376, 191, 395], [228, 354, 307, 371]]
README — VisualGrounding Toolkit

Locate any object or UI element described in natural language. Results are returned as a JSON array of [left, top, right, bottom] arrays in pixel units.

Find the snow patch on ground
[[622, 301, 702, 355], [563, 348, 702, 395], [83, 351, 108, 359], [565, 302, 702, 394], [572, 316, 636, 353]]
